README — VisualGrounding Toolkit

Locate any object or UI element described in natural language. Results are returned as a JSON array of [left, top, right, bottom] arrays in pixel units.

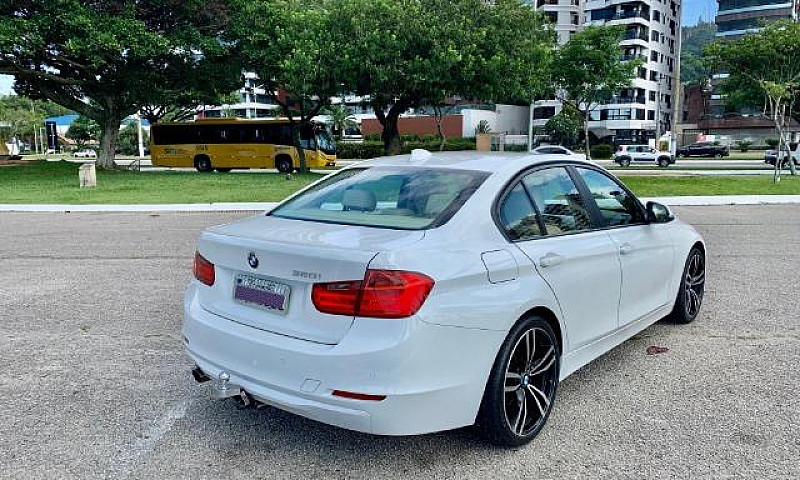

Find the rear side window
[[522, 168, 593, 235], [271, 167, 489, 230], [499, 184, 543, 241]]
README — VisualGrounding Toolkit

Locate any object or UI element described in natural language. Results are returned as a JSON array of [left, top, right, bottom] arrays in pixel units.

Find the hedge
[[590, 144, 615, 160], [337, 139, 477, 159]]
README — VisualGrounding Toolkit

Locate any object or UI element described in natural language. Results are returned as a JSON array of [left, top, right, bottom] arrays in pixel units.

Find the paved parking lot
[[1, 206, 798, 479]]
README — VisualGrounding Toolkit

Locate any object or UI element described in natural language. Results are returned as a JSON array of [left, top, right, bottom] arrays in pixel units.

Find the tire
[[619, 157, 631, 167], [476, 315, 560, 447], [658, 157, 670, 168], [276, 157, 294, 173], [194, 155, 212, 172], [668, 246, 706, 324], [215, 168, 232, 173]]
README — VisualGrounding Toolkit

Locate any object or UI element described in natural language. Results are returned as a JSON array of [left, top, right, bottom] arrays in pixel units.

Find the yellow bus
[[150, 118, 337, 172]]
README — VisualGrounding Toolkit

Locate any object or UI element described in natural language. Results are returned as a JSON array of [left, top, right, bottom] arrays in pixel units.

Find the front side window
[[271, 167, 489, 230], [576, 168, 644, 227], [522, 168, 593, 235]]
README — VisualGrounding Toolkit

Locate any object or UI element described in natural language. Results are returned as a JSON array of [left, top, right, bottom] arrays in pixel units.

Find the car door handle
[[538, 252, 564, 268], [619, 243, 634, 256]]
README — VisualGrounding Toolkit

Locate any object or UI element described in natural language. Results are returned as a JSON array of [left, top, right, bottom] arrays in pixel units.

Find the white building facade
[[532, 0, 682, 146]]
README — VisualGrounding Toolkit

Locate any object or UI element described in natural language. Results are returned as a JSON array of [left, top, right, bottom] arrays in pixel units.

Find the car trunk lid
[[195, 215, 425, 344]]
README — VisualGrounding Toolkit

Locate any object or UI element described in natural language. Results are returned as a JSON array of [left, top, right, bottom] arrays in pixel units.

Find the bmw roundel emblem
[[247, 252, 259, 269]]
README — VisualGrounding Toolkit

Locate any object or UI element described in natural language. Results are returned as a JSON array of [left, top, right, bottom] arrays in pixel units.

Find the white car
[[614, 145, 675, 168], [73, 149, 97, 158], [531, 145, 585, 159], [184, 151, 706, 446]]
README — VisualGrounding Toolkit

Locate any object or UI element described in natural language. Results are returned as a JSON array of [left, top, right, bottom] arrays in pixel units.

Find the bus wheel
[[276, 156, 294, 173], [194, 155, 212, 172], [216, 168, 232, 173]]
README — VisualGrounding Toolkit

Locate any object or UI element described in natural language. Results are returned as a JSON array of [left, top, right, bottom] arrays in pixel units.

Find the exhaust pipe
[[191, 366, 210, 384]]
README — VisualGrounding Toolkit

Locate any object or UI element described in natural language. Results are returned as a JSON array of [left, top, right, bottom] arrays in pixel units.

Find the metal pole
[[528, 100, 535, 152], [137, 112, 145, 158]]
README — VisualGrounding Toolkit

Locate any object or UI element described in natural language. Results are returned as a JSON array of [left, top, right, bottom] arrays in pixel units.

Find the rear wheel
[[194, 155, 212, 172], [276, 156, 294, 173], [476, 315, 560, 447], [658, 157, 670, 168], [669, 246, 706, 324]]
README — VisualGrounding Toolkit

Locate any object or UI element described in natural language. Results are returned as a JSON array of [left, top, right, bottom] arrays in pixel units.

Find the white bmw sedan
[[183, 151, 706, 446]]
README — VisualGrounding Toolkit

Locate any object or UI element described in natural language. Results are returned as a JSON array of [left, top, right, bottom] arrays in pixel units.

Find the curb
[[0, 196, 799, 213]]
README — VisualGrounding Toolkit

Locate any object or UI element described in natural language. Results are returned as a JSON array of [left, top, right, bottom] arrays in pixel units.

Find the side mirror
[[646, 201, 675, 223]]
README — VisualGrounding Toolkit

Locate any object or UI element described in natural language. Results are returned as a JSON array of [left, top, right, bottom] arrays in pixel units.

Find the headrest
[[342, 189, 377, 212]]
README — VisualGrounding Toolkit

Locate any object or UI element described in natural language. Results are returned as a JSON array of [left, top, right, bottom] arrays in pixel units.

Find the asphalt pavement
[[0, 206, 798, 479]]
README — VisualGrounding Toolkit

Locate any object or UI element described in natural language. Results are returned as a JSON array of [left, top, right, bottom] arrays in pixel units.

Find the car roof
[[353, 151, 596, 176]]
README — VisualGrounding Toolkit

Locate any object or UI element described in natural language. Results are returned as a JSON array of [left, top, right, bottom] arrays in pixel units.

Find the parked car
[[614, 145, 675, 167], [764, 142, 799, 166], [183, 151, 706, 446], [676, 142, 730, 158], [73, 149, 97, 159], [531, 145, 577, 156]]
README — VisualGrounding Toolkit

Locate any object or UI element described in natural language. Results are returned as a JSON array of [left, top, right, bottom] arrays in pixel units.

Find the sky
[[0, 0, 720, 96], [683, 0, 718, 26]]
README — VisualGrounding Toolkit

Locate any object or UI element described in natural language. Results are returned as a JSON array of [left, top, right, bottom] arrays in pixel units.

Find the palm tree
[[325, 104, 357, 140]]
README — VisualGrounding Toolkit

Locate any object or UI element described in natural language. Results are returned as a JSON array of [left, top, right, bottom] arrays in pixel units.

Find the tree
[[330, 0, 555, 155], [705, 21, 800, 182], [554, 25, 640, 160], [324, 104, 357, 140], [0, 95, 70, 148], [66, 116, 99, 148], [118, 122, 149, 155], [231, 0, 340, 171], [0, 0, 241, 169], [545, 109, 581, 149]]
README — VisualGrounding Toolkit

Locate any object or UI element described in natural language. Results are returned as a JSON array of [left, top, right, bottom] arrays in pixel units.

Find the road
[[0, 207, 798, 479]]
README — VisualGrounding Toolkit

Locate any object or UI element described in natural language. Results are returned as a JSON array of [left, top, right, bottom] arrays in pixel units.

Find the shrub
[[736, 140, 753, 153], [766, 139, 780, 149], [335, 138, 477, 159], [590, 144, 614, 160], [336, 142, 385, 159]]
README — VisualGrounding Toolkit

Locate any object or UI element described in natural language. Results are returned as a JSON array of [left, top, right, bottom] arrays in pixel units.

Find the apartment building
[[716, 0, 800, 38], [583, 0, 682, 145], [531, 0, 682, 146]]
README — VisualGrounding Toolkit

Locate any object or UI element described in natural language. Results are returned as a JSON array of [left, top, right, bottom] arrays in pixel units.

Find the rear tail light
[[193, 251, 215, 286], [312, 269, 434, 319]]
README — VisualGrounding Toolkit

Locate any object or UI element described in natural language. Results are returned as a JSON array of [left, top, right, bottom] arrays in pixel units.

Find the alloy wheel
[[684, 250, 705, 318], [503, 327, 558, 437]]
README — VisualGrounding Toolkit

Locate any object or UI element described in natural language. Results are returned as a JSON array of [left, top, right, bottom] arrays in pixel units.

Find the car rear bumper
[[182, 285, 503, 435]]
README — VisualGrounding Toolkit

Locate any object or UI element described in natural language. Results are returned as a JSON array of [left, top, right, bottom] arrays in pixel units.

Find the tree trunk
[[434, 105, 446, 151], [290, 121, 309, 173], [97, 117, 121, 170], [375, 105, 404, 156]]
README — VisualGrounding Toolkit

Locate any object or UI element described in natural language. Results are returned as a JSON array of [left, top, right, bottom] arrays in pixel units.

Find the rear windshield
[[270, 167, 489, 230]]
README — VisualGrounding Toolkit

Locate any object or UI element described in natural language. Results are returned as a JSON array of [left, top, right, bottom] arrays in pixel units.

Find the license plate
[[233, 274, 291, 314]]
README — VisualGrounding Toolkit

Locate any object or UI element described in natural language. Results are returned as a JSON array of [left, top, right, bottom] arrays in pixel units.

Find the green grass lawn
[[1, 161, 798, 204], [621, 175, 800, 197], [0, 161, 322, 204]]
